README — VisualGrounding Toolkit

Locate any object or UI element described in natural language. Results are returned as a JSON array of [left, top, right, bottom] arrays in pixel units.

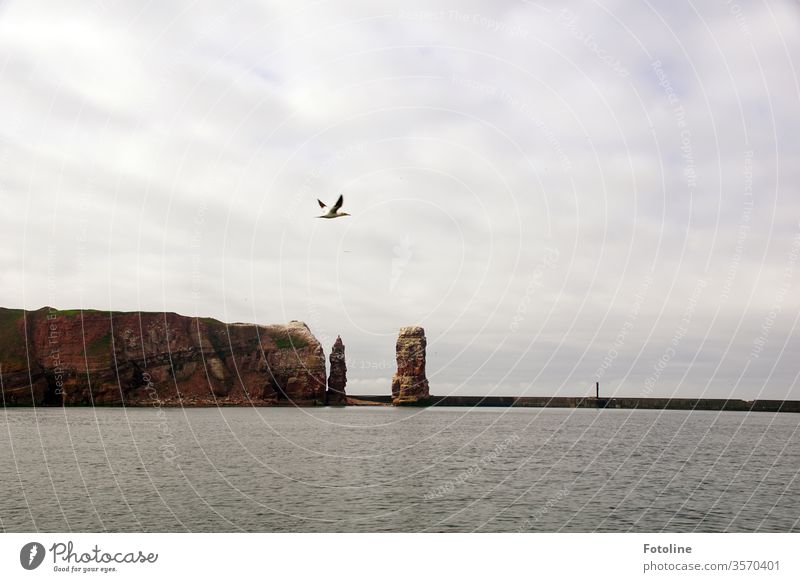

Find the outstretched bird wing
[[331, 194, 344, 212], [317, 199, 327, 209]]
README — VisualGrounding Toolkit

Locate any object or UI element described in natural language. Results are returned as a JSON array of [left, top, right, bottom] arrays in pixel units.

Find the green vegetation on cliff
[[0, 308, 26, 368]]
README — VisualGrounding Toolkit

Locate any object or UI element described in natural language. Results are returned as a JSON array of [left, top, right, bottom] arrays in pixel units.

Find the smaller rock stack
[[326, 335, 347, 405], [391, 326, 430, 405]]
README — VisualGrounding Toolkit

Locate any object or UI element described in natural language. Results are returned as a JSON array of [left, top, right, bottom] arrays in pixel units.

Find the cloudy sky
[[1, 0, 798, 399]]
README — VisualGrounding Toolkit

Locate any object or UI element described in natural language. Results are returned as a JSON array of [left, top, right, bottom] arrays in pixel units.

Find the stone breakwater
[[0, 307, 326, 406], [350, 395, 800, 413]]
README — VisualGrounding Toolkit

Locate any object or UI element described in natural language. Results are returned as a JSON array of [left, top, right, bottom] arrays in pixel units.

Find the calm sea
[[0, 407, 798, 532]]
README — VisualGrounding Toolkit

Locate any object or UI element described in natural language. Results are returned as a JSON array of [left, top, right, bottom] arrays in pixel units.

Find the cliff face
[[391, 326, 430, 404], [0, 307, 326, 406], [326, 336, 347, 405]]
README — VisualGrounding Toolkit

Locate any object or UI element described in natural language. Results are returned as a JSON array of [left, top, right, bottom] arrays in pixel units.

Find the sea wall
[[352, 395, 800, 413]]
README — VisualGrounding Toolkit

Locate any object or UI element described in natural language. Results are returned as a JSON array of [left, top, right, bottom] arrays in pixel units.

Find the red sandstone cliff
[[326, 335, 347, 405], [0, 307, 326, 406], [391, 326, 430, 404]]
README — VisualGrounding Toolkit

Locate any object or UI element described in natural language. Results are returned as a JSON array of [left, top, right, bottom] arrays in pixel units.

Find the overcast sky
[[1, 0, 799, 399]]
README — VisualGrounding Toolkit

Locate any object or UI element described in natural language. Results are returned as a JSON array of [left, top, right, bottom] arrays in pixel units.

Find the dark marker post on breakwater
[[593, 381, 610, 409]]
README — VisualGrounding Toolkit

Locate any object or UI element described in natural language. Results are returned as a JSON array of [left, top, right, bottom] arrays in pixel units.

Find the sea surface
[[0, 406, 798, 532]]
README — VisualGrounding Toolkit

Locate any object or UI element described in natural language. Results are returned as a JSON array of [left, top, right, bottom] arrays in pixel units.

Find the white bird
[[316, 194, 350, 219]]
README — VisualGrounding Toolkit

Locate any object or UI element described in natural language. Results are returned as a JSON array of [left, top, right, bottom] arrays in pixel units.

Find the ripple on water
[[0, 407, 798, 532]]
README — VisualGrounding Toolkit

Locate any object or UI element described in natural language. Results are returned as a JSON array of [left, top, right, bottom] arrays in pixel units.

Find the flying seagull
[[316, 194, 350, 219]]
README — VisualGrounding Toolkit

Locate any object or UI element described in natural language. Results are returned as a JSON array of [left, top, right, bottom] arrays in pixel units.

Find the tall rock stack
[[326, 335, 347, 405], [391, 326, 430, 404]]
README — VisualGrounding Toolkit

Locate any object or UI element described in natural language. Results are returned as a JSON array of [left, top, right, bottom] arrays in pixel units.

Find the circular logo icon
[[20, 542, 46, 570]]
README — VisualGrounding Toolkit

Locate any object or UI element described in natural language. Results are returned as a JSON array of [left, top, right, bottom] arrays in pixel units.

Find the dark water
[[0, 406, 798, 532]]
